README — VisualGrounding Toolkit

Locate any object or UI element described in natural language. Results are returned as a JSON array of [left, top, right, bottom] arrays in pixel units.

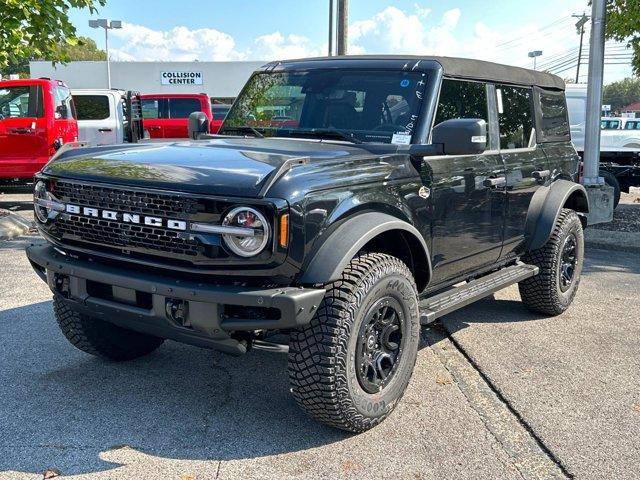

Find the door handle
[[532, 169, 551, 180], [98, 128, 113, 132], [483, 176, 506, 188], [148, 126, 161, 130], [10, 128, 31, 134]]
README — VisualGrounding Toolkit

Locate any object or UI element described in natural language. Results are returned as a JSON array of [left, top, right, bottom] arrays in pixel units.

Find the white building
[[29, 60, 266, 102]]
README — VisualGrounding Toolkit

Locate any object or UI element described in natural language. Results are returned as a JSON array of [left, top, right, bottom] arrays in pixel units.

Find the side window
[[168, 98, 201, 118], [74, 95, 111, 120], [141, 99, 160, 119], [435, 79, 489, 142], [538, 90, 570, 141], [496, 85, 534, 149], [0, 87, 31, 118], [54, 87, 75, 119]]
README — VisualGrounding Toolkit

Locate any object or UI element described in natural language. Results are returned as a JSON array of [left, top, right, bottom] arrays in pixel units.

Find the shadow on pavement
[[0, 300, 346, 477]]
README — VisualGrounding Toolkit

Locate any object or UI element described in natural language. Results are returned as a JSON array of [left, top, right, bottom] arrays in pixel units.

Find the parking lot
[[0, 193, 638, 479]]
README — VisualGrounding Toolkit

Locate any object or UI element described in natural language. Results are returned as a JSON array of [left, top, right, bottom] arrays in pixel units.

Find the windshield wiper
[[286, 129, 363, 144], [221, 126, 264, 138]]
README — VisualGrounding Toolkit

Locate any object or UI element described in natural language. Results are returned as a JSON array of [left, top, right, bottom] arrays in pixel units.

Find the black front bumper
[[26, 243, 325, 355]]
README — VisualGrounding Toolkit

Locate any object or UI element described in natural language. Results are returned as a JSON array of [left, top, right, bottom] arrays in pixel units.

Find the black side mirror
[[432, 118, 487, 155], [55, 104, 68, 119], [188, 111, 209, 140]]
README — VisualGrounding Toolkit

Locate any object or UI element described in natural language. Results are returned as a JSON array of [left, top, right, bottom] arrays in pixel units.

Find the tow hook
[[165, 298, 190, 327], [54, 274, 70, 298]]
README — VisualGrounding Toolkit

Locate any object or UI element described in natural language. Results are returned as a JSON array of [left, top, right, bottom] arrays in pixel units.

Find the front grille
[[50, 181, 204, 260]]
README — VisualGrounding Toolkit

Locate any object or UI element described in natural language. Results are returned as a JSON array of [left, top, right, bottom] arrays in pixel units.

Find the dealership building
[[29, 60, 266, 103]]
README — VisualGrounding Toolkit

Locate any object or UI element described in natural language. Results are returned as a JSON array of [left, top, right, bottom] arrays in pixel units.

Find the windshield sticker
[[391, 132, 412, 145], [400, 79, 410, 88]]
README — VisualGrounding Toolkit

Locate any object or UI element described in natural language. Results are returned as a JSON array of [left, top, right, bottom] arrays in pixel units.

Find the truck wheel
[[53, 295, 164, 361], [288, 253, 420, 432], [518, 209, 584, 316], [600, 170, 621, 209]]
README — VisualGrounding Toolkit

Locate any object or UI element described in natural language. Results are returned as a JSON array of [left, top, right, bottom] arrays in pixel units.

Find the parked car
[[601, 117, 625, 130], [28, 56, 588, 433], [566, 84, 640, 207], [0, 78, 77, 181], [141, 93, 212, 138], [210, 104, 231, 134], [72, 89, 144, 145]]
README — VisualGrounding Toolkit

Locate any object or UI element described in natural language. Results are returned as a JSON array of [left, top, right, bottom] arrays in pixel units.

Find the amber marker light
[[279, 213, 289, 248]]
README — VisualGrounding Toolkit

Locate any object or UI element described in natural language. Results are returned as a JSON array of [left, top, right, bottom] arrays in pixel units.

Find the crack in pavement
[[424, 324, 572, 480]]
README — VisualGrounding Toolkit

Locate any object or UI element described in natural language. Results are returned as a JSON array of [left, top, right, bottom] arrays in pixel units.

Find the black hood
[[42, 138, 393, 197]]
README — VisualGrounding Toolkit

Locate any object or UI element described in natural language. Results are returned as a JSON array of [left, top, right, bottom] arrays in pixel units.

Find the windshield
[[220, 69, 428, 144]]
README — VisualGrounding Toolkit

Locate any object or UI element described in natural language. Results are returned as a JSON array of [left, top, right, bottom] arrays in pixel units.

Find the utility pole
[[328, 0, 334, 56], [337, 0, 348, 56], [582, 0, 613, 224], [573, 13, 590, 83]]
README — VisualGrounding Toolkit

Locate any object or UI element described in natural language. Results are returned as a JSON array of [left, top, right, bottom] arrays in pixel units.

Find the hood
[[42, 138, 390, 197]]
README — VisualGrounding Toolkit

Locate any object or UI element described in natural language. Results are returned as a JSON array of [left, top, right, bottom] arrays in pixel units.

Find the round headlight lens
[[222, 207, 270, 257], [34, 181, 50, 223]]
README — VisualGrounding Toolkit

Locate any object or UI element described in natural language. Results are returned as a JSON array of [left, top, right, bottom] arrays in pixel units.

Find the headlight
[[34, 180, 65, 224], [221, 206, 270, 257]]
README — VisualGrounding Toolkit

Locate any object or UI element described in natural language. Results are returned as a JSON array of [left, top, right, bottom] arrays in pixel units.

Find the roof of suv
[[263, 55, 565, 91]]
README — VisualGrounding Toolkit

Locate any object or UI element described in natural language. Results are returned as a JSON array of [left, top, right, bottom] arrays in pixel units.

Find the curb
[[585, 228, 640, 253], [0, 211, 31, 241]]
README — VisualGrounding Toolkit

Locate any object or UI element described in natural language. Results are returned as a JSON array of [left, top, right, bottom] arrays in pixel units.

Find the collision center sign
[[161, 71, 203, 85]]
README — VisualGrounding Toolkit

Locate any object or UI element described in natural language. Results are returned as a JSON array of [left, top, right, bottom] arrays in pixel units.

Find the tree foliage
[[606, 0, 640, 75], [603, 77, 640, 111], [0, 0, 106, 71]]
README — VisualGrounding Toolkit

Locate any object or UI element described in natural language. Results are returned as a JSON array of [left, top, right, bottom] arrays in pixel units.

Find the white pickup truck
[[71, 89, 144, 145], [566, 84, 640, 207]]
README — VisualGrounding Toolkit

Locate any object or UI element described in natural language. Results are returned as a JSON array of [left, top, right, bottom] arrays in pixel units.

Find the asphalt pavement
[[0, 204, 638, 479]]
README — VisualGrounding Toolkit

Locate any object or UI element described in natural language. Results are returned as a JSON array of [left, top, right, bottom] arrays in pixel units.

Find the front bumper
[[26, 243, 325, 355]]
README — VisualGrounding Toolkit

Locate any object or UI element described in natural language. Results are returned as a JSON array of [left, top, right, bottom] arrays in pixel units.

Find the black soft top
[[262, 55, 565, 91]]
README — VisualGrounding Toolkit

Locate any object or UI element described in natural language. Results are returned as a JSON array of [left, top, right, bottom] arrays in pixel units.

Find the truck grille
[[50, 181, 202, 260]]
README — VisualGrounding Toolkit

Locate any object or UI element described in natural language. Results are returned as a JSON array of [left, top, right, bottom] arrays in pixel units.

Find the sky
[[68, 0, 634, 84]]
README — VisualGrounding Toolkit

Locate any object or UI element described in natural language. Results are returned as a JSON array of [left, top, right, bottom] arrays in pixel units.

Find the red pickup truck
[[141, 93, 212, 138], [0, 78, 78, 180]]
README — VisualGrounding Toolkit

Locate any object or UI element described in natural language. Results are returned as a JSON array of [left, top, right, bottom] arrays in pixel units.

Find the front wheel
[[288, 253, 420, 432], [518, 209, 584, 315]]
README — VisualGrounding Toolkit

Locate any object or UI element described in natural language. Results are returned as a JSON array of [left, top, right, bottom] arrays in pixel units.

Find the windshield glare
[[221, 70, 428, 144]]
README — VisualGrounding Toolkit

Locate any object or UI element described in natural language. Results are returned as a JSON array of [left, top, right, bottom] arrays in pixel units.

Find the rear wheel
[[518, 209, 584, 315], [288, 253, 420, 432], [54, 295, 164, 361]]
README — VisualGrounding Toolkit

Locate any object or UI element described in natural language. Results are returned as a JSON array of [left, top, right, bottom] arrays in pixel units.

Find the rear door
[[141, 97, 165, 138], [496, 84, 549, 259], [52, 85, 77, 145], [0, 84, 48, 164], [165, 97, 202, 138], [74, 93, 117, 144]]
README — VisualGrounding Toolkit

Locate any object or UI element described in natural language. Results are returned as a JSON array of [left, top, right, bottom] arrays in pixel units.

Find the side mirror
[[432, 118, 487, 155], [188, 111, 209, 140], [55, 104, 68, 119]]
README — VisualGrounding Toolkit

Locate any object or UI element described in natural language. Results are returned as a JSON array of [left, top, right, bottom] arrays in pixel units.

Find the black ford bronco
[[27, 56, 589, 432]]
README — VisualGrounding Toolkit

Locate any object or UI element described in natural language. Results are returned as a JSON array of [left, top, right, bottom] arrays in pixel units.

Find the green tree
[[58, 36, 107, 61], [0, 0, 106, 72], [606, 0, 640, 75], [603, 77, 640, 112]]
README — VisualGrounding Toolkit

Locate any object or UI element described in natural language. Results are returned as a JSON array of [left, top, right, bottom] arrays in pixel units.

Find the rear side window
[[435, 79, 489, 143], [75, 95, 110, 120], [537, 90, 570, 142], [141, 99, 160, 119], [169, 98, 201, 118], [54, 87, 76, 119], [0, 86, 43, 118], [211, 105, 230, 121], [496, 85, 534, 149]]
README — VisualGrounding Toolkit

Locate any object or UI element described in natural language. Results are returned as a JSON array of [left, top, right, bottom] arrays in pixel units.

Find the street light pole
[[528, 50, 543, 70], [336, 0, 348, 56], [89, 19, 122, 89], [328, 0, 334, 56]]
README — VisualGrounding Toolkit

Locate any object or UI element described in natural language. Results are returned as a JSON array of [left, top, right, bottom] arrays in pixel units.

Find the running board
[[420, 262, 539, 325]]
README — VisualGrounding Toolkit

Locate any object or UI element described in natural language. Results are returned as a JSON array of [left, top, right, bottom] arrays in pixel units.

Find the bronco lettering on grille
[[65, 204, 187, 231]]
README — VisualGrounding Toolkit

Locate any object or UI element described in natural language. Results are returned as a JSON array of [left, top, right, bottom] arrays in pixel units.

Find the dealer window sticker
[[391, 132, 412, 145]]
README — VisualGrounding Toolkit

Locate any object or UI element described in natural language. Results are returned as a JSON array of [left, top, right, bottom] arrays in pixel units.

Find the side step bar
[[420, 262, 539, 325]]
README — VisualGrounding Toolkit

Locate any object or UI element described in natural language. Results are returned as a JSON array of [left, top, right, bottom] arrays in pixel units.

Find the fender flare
[[298, 212, 432, 285], [524, 179, 589, 251]]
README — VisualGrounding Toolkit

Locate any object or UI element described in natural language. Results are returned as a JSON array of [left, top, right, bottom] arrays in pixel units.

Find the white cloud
[[110, 22, 242, 61], [248, 32, 322, 60]]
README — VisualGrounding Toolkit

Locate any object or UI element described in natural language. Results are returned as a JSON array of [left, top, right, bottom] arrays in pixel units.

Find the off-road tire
[[518, 209, 584, 316], [288, 253, 420, 432], [53, 295, 164, 361]]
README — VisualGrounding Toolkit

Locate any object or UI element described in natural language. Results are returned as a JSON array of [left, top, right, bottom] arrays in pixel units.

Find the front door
[[165, 97, 202, 138], [426, 79, 506, 285]]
